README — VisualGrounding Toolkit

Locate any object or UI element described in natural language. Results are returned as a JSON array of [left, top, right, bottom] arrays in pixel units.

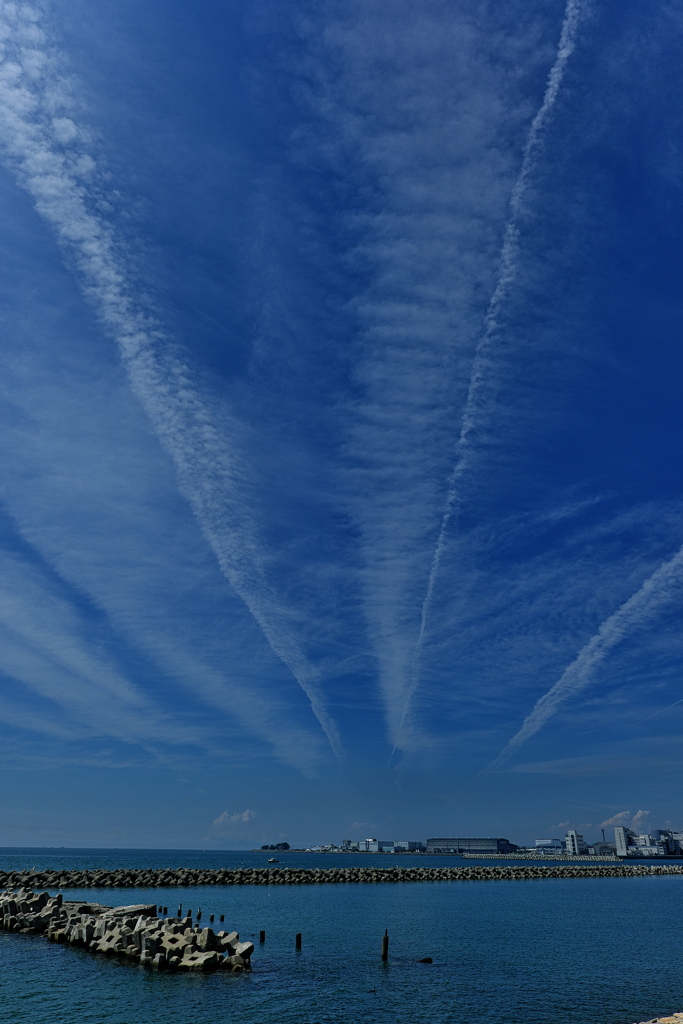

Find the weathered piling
[[381, 929, 389, 961], [2, 863, 683, 888], [259, 930, 266, 943], [295, 932, 302, 950], [0, 887, 253, 973]]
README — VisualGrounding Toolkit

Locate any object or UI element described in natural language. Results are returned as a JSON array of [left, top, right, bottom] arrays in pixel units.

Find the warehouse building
[[426, 837, 518, 854]]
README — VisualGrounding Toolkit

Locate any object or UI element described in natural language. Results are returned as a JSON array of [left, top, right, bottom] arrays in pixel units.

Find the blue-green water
[[0, 849, 681, 1024]]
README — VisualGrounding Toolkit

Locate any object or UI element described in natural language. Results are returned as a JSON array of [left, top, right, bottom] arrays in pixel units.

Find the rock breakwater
[[0, 887, 253, 971], [633, 1015, 683, 1023], [1, 863, 682, 888]]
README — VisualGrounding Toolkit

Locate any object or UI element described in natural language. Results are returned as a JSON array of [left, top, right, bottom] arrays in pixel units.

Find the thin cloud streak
[[0, 356, 326, 773], [310, 1, 541, 756], [637, 698, 683, 725], [390, 0, 589, 759], [488, 544, 683, 770], [0, 690, 87, 740], [0, 1, 342, 762], [0, 550, 198, 747]]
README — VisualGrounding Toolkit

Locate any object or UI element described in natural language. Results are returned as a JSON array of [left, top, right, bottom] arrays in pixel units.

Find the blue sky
[[0, 0, 683, 849]]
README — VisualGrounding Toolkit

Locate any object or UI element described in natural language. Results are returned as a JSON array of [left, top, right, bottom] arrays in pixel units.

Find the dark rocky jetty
[[0, 887, 253, 971], [1, 863, 683, 888]]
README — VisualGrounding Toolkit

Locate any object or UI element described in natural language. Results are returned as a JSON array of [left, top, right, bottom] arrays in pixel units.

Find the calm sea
[[0, 848, 681, 1024]]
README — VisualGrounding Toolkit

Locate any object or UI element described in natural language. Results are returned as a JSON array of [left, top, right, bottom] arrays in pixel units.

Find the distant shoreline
[[253, 849, 648, 863]]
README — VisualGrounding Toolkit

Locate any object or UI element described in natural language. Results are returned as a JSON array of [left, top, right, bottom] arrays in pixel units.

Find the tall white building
[[565, 830, 588, 855], [614, 826, 676, 857], [614, 826, 633, 856]]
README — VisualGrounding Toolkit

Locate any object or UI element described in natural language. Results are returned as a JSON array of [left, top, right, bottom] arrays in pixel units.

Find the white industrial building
[[614, 826, 683, 857], [565, 830, 589, 855]]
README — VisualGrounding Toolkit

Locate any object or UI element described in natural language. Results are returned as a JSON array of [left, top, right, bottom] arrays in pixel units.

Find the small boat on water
[[267, 857, 279, 863]]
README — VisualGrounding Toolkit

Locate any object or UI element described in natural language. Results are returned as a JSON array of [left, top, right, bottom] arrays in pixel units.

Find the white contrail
[[0, 2, 342, 760], [386, 0, 588, 763], [487, 544, 683, 771], [637, 697, 683, 725]]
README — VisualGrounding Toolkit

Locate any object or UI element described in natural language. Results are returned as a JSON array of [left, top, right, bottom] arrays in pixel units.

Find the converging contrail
[[0, 2, 343, 761], [486, 544, 683, 771], [637, 697, 683, 725], [388, 0, 588, 763]]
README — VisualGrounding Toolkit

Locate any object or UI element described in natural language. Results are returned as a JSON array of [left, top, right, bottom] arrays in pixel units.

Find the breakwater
[[462, 852, 619, 861], [1, 863, 683, 888], [0, 887, 253, 971]]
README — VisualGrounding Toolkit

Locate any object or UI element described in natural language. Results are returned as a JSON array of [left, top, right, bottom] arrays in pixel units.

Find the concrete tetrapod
[[0, 887, 253, 972]]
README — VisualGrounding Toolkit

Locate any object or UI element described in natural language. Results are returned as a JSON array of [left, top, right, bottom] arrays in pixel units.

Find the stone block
[[197, 927, 218, 951], [160, 934, 185, 957], [180, 950, 220, 971], [109, 905, 157, 919], [220, 930, 239, 953], [141, 935, 159, 956]]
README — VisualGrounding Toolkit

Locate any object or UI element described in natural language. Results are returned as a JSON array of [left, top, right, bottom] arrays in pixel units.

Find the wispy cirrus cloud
[[394, 0, 589, 758], [295, 0, 565, 754], [488, 543, 683, 770], [0, 0, 341, 763], [0, 546, 192, 747], [0, 270, 328, 772]]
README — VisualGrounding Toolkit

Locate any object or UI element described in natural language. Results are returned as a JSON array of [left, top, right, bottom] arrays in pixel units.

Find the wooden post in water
[[295, 932, 302, 950], [219, 914, 224, 922], [259, 930, 266, 943], [381, 930, 389, 961], [209, 914, 214, 923]]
